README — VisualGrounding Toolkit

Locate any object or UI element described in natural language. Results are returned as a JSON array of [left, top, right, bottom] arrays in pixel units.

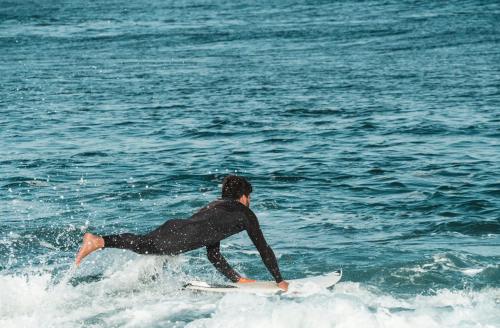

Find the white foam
[[393, 253, 494, 282], [1, 264, 498, 328], [461, 268, 484, 276], [187, 283, 500, 328]]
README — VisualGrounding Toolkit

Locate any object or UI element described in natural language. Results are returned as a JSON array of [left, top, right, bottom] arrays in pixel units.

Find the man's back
[[152, 198, 251, 253]]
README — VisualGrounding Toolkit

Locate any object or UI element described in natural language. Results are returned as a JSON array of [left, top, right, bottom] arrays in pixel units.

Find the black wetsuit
[[103, 198, 283, 283]]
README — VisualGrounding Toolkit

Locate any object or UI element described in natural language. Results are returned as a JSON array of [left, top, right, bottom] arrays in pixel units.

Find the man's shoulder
[[207, 198, 240, 208], [196, 198, 241, 213], [193, 198, 256, 219]]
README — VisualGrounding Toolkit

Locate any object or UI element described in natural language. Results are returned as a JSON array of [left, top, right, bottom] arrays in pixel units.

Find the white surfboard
[[184, 270, 342, 294]]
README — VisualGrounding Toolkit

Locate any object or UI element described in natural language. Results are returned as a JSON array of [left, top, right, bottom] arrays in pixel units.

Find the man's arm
[[206, 242, 241, 282], [245, 211, 283, 283]]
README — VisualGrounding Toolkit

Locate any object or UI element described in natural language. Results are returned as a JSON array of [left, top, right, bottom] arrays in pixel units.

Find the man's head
[[221, 175, 252, 207]]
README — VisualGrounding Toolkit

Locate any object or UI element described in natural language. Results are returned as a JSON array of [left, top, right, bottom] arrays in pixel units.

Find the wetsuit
[[102, 198, 283, 283]]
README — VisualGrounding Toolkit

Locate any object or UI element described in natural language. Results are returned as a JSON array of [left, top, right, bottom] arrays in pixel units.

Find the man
[[76, 175, 289, 291]]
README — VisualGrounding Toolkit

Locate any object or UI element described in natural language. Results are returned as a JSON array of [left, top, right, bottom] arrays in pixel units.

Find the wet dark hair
[[221, 175, 252, 199]]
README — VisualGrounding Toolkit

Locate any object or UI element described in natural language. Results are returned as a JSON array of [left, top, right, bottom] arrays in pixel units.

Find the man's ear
[[238, 195, 249, 206]]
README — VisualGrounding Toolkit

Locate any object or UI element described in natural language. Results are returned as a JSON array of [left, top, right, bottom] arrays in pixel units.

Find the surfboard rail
[[184, 269, 342, 294]]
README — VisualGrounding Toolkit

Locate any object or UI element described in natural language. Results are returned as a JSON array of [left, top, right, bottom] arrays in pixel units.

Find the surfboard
[[184, 270, 342, 294]]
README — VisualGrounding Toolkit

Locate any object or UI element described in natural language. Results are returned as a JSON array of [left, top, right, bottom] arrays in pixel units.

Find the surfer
[[75, 175, 289, 291]]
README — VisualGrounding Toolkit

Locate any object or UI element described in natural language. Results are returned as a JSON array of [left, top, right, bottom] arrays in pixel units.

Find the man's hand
[[277, 280, 289, 292], [237, 277, 256, 283]]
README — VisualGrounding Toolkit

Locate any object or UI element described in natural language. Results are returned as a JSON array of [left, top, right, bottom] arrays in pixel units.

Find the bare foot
[[75, 233, 104, 266]]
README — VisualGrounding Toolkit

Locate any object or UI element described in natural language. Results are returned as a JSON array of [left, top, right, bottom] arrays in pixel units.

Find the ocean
[[0, 0, 499, 327]]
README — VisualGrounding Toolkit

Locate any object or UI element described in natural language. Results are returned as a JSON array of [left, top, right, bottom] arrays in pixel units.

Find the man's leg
[[75, 232, 157, 266]]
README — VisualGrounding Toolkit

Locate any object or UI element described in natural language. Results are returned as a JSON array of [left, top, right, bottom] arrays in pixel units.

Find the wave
[[430, 219, 500, 236], [187, 285, 500, 328], [0, 259, 498, 328]]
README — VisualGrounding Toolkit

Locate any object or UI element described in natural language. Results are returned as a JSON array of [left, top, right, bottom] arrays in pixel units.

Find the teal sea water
[[1, 0, 499, 327]]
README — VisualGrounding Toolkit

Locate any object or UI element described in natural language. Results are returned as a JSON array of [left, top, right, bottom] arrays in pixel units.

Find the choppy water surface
[[1, 0, 499, 327]]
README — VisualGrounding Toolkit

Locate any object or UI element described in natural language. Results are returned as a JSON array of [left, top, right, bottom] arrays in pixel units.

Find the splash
[[1, 263, 498, 328]]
